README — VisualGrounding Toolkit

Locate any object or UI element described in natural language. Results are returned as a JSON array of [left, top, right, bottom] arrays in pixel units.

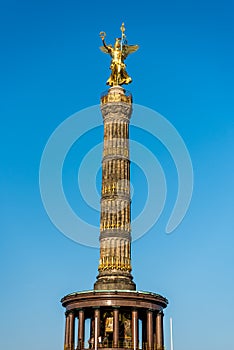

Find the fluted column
[[147, 310, 153, 350], [94, 86, 135, 291], [78, 309, 85, 349], [132, 309, 138, 350], [156, 312, 164, 350], [113, 308, 119, 347]]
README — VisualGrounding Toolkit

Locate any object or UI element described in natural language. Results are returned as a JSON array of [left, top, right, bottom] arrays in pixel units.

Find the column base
[[64, 345, 74, 350], [94, 271, 136, 290]]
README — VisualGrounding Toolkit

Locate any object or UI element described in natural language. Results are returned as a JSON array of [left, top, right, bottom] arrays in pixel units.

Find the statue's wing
[[122, 44, 139, 58], [100, 45, 112, 54]]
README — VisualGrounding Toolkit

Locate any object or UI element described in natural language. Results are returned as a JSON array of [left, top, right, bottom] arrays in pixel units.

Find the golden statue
[[100, 23, 139, 86]]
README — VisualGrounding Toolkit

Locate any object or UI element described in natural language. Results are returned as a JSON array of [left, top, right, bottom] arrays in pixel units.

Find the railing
[[76, 348, 165, 350], [74, 341, 165, 350]]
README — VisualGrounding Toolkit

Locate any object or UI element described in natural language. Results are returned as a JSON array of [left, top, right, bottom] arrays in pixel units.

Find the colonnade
[[64, 307, 164, 350]]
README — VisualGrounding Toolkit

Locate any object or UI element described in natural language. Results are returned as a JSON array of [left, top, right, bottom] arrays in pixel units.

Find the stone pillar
[[156, 312, 164, 350], [64, 312, 70, 350], [147, 310, 153, 350], [94, 308, 100, 349], [132, 309, 138, 350], [68, 311, 75, 350], [113, 308, 119, 347], [78, 309, 85, 349], [94, 86, 136, 291]]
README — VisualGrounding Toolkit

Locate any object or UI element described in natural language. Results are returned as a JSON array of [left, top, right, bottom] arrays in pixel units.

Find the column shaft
[[132, 309, 138, 350], [113, 308, 119, 347], [95, 87, 136, 291], [78, 310, 85, 349], [64, 313, 70, 350], [142, 316, 147, 350], [94, 309, 100, 350], [68, 312, 75, 350], [156, 312, 164, 350], [147, 310, 153, 350]]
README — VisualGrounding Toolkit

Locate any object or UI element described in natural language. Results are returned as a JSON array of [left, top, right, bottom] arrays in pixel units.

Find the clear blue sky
[[1, 1, 234, 350]]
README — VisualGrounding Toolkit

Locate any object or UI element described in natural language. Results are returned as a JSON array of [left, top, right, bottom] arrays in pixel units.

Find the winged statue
[[100, 23, 139, 86]]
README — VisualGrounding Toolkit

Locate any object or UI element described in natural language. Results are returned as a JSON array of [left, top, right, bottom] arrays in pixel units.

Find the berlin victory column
[[61, 24, 168, 350]]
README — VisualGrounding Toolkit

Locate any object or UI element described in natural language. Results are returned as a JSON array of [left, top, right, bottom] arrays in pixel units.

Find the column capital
[[132, 307, 138, 311], [65, 310, 75, 316], [158, 311, 164, 316]]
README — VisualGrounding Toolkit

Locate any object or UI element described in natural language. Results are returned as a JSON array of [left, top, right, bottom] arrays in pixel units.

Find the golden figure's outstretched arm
[[100, 45, 110, 54], [99, 43, 112, 54], [99, 31, 112, 54]]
